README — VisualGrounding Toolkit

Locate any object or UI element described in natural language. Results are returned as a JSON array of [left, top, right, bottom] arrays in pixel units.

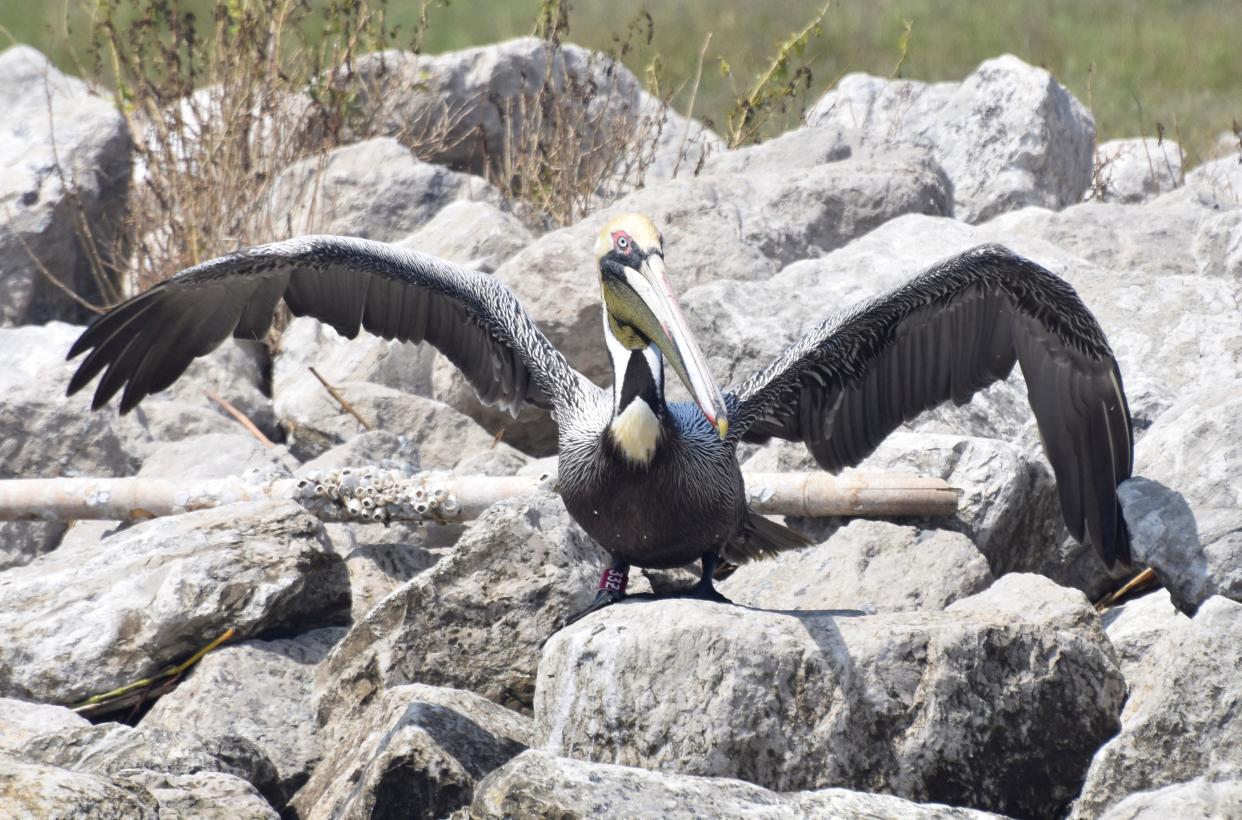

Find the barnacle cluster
[[291, 467, 462, 524]]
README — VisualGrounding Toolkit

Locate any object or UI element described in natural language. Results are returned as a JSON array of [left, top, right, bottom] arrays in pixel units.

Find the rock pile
[[2, 39, 1240, 819]]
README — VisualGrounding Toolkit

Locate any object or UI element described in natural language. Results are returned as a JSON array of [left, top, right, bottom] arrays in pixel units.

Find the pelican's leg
[[683, 551, 732, 603], [563, 558, 629, 626]]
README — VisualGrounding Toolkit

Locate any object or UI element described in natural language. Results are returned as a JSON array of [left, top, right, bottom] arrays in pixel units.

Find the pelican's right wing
[[727, 244, 1133, 567], [68, 235, 587, 416]]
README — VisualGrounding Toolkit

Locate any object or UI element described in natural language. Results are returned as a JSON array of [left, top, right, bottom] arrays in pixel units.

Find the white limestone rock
[[1073, 596, 1242, 817], [1089, 138, 1183, 203], [0, 45, 131, 326], [315, 493, 612, 724], [537, 574, 1123, 819], [806, 55, 1094, 222], [347, 38, 721, 184], [268, 136, 499, 241], [470, 749, 1007, 819], [0, 500, 348, 704], [1100, 587, 1189, 686], [140, 628, 345, 802], [290, 684, 530, 819], [1122, 385, 1242, 611], [397, 200, 533, 273], [1099, 778, 1242, 820], [719, 519, 993, 612]]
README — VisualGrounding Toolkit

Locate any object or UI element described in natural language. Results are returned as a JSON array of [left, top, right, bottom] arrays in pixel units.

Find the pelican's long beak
[[604, 254, 730, 438]]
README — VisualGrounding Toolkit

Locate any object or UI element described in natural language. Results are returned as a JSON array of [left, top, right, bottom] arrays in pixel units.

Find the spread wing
[[67, 235, 585, 416], [728, 244, 1133, 567]]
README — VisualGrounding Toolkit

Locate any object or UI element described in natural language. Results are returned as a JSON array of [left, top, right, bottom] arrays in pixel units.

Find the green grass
[[4, 0, 1239, 166]]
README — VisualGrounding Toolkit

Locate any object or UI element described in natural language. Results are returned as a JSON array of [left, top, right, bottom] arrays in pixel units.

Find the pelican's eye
[[612, 231, 632, 255]]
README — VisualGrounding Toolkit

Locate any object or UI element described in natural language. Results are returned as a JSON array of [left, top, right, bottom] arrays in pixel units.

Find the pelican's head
[[594, 213, 729, 439]]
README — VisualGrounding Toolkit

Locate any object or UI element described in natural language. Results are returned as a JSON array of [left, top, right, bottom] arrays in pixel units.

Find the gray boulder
[[719, 519, 993, 612], [347, 38, 721, 184], [397, 200, 533, 273], [1182, 151, 1242, 206], [0, 45, 131, 326], [0, 500, 348, 703], [275, 377, 527, 465], [1099, 778, 1242, 820], [1073, 596, 1242, 817], [739, 431, 1119, 597], [537, 574, 1123, 818], [1192, 207, 1242, 288], [315, 493, 610, 723], [1, 322, 274, 567], [290, 684, 530, 819], [470, 749, 1006, 819], [1101, 588, 1189, 685], [0, 755, 158, 819], [269, 136, 499, 241], [1122, 385, 1242, 612], [273, 314, 436, 405], [115, 770, 278, 819], [1089, 138, 1183, 203], [140, 628, 345, 802], [2, 698, 281, 807], [324, 519, 454, 623], [806, 54, 1094, 222]]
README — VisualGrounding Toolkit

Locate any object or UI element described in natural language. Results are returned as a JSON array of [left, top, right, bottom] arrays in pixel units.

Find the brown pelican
[[66, 213, 1132, 621]]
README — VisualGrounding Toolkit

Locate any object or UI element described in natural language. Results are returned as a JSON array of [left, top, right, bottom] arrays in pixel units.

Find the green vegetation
[[4, 0, 1239, 165]]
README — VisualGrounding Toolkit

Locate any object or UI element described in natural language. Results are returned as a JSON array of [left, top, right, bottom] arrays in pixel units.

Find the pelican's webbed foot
[[681, 551, 733, 604], [562, 562, 629, 627]]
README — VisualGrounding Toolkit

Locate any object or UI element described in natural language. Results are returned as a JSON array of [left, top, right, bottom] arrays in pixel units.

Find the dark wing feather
[[729, 244, 1133, 567], [68, 235, 583, 416]]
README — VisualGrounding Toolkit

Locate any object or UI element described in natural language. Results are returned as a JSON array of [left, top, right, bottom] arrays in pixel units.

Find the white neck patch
[[610, 398, 662, 465]]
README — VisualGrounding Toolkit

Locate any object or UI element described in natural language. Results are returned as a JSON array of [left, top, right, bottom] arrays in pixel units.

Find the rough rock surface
[[1193, 207, 1242, 288], [0, 501, 348, 703], [1182, 151, 1242, 206], [140, 628, 345, 802], [397, 200, 532, 273], [275, 363, 526, 466], [291, 684, 530, 819], [0, 45, 131, 326], [537, 575, 1124, 819], [1090, 137, 1183, 203], [720, 519, 993, 612], [348, 38, 722, 183], [117, 770, 279, 819], [1099, 778, 1242, 820], [471, 750, 1005, 820], [806, 54, 1094, 222], [1101, 588, 1189, 684], [1074, 596, 1242, 817], [0, 755, 159, 819], [739, 431, 1117, 596], [2, 694, 282, 808], [0, 322, 275, 568], [1121, 385, 1242, 612], [269, 136, 499, 241], [316, 493, 611, 724]]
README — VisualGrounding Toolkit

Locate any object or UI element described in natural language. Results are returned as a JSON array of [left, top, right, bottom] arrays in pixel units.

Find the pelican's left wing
[[67, 235, 586, 416], [727, 244, 1133, 567]]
